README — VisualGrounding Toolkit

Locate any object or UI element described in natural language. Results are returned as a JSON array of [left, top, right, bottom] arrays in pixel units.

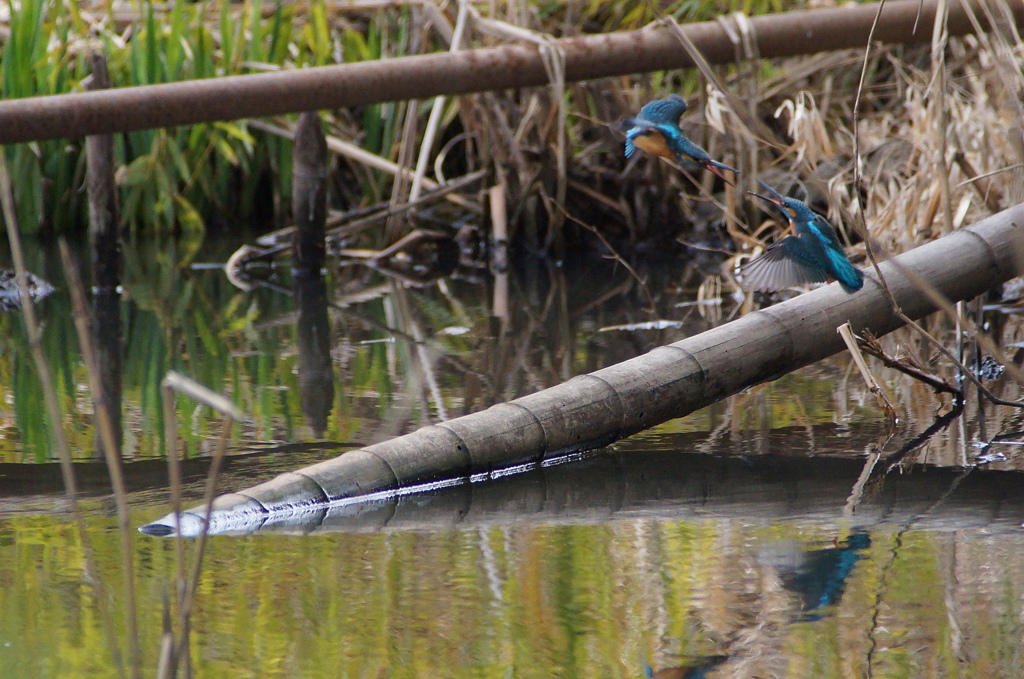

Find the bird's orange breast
[[631, 130, 675, 160]]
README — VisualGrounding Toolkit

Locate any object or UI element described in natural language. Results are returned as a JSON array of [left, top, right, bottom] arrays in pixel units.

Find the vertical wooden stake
[[86, 53, 120, 292], [292, 111, 328, 274], [291, 112, 334, 435], [489, 183, 509, 325], [86, 52, 124, 457]]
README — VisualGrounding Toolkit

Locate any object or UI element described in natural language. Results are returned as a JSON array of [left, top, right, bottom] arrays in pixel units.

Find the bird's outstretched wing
[[737, 237, 830, 292], [637, 95, 688, 125], [624, 127, 640, 158]]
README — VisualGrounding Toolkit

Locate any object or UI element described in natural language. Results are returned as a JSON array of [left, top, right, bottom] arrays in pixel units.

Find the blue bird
[[624, 95, 738, 185], [738, 181, 863, 293]]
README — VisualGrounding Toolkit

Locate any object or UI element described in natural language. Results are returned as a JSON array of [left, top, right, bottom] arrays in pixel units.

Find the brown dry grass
[[282, 1, 1024, 283]]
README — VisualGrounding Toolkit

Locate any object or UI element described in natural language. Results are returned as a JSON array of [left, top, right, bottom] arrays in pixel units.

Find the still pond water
[[2, 235, 1024, 677]]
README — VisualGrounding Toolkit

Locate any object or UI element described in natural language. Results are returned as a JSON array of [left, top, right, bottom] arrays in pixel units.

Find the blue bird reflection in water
[[644, 655, 729, 679], [777, 531, 872, 622]]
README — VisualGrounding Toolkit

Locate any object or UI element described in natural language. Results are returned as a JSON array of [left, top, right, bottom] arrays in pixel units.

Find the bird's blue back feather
[[637, 96, 688, 125]]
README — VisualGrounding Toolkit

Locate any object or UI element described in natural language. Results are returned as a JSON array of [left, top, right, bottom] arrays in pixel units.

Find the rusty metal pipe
[[0, 0, 1020, 144]]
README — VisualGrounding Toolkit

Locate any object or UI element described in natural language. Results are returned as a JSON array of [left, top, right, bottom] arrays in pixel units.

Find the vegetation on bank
[[3, 6, 1024, 679], [1, 0, 1023, 463], [0, 0, 1020, 276], [0, 0, 803, 238]]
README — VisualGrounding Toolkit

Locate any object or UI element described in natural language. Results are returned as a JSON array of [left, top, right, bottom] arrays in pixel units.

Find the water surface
[[2, 235, 1024, 677]]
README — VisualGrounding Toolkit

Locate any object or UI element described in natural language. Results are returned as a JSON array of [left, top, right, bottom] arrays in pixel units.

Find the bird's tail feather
[[827, 250, 864, 292]]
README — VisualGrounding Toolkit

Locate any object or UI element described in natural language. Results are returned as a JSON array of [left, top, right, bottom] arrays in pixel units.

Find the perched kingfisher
[[623, 95, 738, 185], [738, 181, 863, 294]]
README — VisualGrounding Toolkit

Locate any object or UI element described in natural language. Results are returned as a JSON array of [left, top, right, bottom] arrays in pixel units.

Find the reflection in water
[[338, 228, 463, 287], [140, 427, 1024, 537], [771, 531, 871, 621], [0, 269, 55, 312], [15, 231, 1024, 466], [647, 656, 728, 679], [4, 455, 1024, 677], [294, 271, 334, 437], [92, 290, 123, 457], [5, 230, 1024, 675]]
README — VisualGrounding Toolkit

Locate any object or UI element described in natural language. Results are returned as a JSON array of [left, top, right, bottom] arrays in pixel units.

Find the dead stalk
[[160, 371, 245, 675], [1, 150, 133, 678], [160, 380, 188, 661], [856, 330, 962, 397], [838, 322, 898, 420], [409, 0, 470, 202], [489, 183, 510, 324], [930, 0, 955, 234], [845, 0, 1023, 411], [57, 241, 143, 675]]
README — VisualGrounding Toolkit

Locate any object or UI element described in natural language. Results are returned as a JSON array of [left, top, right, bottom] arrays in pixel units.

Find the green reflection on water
[[0, 236, 453, 462], [0, 235, 890, 464], [2, 509, 1023, 678], [2, 233, 765, 463]]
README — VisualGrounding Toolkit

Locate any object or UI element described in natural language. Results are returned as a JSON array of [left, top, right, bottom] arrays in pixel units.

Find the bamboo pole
[[141, 202, 1024, 537], [2, 0, 1022, 144], [155, 443, 1024, 536]]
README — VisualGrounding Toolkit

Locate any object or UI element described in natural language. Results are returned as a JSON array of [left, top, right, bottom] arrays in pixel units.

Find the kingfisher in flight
[[738, 181, 864, 293], [624, 94, 738, 185]]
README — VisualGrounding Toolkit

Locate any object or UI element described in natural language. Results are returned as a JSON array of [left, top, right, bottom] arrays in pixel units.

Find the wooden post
[[291, 112, 327, 275], [86, 52, 123, 458], [291, 111, 334, 437], [86, 53, 119, 293]]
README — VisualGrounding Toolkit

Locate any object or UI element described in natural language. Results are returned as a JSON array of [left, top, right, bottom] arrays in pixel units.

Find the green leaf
[[173, 195, 206, 234]]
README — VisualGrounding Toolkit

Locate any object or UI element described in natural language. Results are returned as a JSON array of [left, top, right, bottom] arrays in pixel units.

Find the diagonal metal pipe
[[1, 0, 1022, 144]]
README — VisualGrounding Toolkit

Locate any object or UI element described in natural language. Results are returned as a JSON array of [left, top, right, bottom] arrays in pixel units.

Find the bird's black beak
[[748, 191, 784, 208], [749, 180, 786, 208]]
